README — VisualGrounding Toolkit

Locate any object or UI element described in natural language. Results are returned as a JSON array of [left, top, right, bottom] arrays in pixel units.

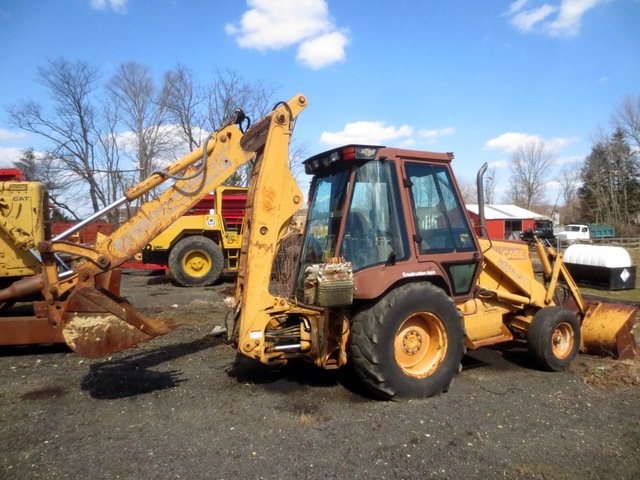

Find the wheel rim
[[182, 250, 211, 278], [551, 321, 575, 359], [394, 312, 448, 378]]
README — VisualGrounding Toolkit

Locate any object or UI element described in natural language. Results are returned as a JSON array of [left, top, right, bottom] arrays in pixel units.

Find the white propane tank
[[563, 244, 632, 268]]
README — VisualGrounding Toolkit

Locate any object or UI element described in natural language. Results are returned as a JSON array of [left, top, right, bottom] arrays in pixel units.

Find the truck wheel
[[168, 236, 224, 287], [527, 307, 580, 371], [350, 282, 465, 400]]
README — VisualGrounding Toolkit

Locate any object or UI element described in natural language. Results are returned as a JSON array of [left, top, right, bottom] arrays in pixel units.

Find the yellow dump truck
[[140, 186, 248, 286]]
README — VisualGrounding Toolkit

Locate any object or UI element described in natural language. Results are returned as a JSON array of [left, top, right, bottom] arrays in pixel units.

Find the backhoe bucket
[[580, 301, 639, 360], [60, 271, 178, 358]]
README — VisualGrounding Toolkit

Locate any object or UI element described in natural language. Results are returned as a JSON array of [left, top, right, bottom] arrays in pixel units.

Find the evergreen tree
[[13, 148, 78, 222], [578, 129, 640, 226], [13, 148, 39, 181]]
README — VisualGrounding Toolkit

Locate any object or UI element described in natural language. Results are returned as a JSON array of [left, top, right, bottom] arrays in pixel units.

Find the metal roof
[[466, 204, 544, 220]]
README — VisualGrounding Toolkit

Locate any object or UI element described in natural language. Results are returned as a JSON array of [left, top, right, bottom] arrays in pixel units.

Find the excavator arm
[[0, 95, 308, 357], [227, 95, 322, 366]]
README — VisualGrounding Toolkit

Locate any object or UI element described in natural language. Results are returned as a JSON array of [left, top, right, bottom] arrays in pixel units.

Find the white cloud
[[418, 127, 456, 144], [485, 132, 577, 153], [0, 129, 30, 166], [320, 121, 413, 147], [0, 129, 28, 142], [320, 123, 458, 147], [226, 0, 331, 50], [546, 179, 563, 190], [506, 0, 531, 15], [113, 124, 191, 165], [555, 154, 584, 165], [505, 0, 608, 37], [510, 4, 557, 32], [0, 146, 24, 166], [547, 136, 579, 150], [485, 132, 543, 153], [226, 0, 349, 69], [547, 0, 605, 37], [296, 31, 349, 69], [488, 160, 510, 169], [90, 0, 128, 14]]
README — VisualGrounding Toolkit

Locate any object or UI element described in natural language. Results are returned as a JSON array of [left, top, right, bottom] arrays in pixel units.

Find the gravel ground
[[1, 271, 639, 480]]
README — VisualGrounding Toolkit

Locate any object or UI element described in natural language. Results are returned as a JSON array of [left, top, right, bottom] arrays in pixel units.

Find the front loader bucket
[[580, 301, 639, 360], [60, 271, 178, 358]]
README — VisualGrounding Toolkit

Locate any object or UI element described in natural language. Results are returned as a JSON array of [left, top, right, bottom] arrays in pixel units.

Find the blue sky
[[0, 0, 639, 203]]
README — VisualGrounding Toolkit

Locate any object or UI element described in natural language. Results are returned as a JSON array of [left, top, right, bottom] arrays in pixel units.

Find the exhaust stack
[[476, 162, 488, 235]]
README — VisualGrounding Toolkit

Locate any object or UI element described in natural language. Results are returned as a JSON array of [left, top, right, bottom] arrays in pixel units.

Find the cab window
[[405, 163, 475, 254], [340, 161, 408, 271]]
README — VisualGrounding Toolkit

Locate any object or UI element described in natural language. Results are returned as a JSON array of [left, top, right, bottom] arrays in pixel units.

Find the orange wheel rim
[[394, 312, 448, 378], [551, 321, 575, 359]]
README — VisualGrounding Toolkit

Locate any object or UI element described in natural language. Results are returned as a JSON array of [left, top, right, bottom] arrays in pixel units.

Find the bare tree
[[205, 69, 278, 186], [206, 68, 252, 130], [455, 177, 476, 205], [558, 160, 581, 223], [107, 62, 171, 190], [611, 94, 640, 149], [507, 141, 556, 211], [7, 58, 107, 215], [162, 66, 280, 188], [483, 166, 496, 205], [94, 100, 138, 225], [289, 139, 309, 183], [7, 59, 286, 220], [162, 64, 206, 152]]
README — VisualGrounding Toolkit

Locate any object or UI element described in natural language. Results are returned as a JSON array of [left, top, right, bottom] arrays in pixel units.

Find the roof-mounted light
[[342, 146, 356, 161], [303, 144, 383, 175]]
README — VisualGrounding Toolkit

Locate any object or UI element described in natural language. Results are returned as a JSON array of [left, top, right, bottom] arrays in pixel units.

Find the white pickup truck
[[556, 223, 615, 244]]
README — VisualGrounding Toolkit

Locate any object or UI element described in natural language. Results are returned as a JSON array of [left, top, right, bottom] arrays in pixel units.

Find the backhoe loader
[[0, 94, 637, 399]]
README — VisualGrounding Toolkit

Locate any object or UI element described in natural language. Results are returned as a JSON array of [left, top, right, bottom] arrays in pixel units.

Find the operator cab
[[297, 145, 482, 303]]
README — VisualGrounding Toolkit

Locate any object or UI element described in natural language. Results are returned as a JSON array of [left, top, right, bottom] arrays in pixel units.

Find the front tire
[[168, 236, 224, 287], [527, 307, 580, 371], [350, 282, 465, 400]]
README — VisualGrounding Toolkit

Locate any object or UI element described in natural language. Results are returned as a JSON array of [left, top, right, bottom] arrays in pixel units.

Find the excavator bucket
[[60, 271, 178, 358], [580, 301, 639, 360]]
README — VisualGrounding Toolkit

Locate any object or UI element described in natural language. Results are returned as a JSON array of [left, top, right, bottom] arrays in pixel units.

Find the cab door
[[403, 162, 482, 298]]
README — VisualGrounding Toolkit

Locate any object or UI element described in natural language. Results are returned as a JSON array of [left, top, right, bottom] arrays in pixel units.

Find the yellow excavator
[[0, 94, 637, 399]]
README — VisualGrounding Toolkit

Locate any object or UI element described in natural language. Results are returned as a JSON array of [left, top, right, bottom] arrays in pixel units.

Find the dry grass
[[296, 413, 330, 426], [296, 414, 318, 426], [572, 357, 640, 388], [629, 247, 640, 267], [526, 243, 640, 387]]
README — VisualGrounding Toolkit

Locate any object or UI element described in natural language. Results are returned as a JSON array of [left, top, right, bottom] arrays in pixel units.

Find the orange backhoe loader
[[0, 94, 637, 399]]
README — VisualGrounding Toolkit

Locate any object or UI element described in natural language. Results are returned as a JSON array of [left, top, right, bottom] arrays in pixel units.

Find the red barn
[[466, 204, 544, 240]]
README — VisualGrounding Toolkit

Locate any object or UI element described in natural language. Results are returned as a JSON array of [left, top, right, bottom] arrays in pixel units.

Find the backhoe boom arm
[[9, 95, 308, 357]]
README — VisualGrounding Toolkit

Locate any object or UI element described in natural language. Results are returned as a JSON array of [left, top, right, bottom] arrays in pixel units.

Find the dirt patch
[[20, 386, 69, 401], [573, 356, 640, 388], [1, 272, 639, 479]]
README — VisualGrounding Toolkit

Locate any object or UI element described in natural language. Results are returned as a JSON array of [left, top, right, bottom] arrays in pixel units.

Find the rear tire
[[350, 282, 465, 400], [168, 236, 224, 287], [527, 307, 580, 371]]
